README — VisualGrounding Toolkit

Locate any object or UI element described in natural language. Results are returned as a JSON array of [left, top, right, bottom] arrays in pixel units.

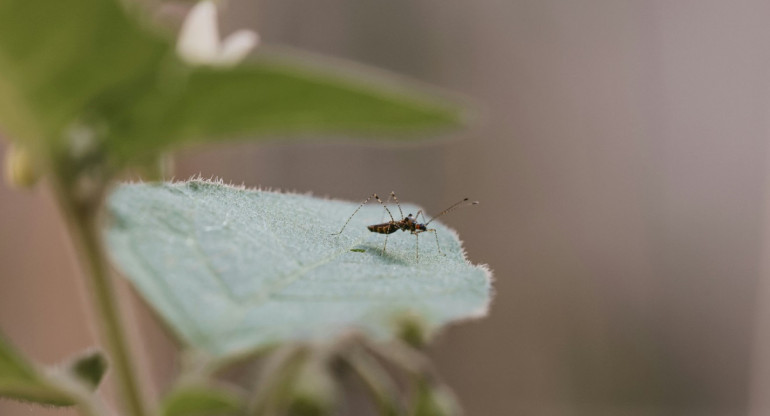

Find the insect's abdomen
[[368, 223, 399, 234]]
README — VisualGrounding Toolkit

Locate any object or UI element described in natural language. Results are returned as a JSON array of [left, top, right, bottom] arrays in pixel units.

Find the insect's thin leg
[[376, 193, 396, 256], [414, 209, 426, 223], [425, 198, 479, 226], [390, 191, 405, 220], [332, 193, 378, 235], [415, 210, 441, 257], [380, 192, 395, 222], [414, 229, 443, 257], [368, 194, 396, 222], [414, 232, 419, 261], [375, 194, 396, 257], [428, 229, 443, 256], [375, 193, 396, 223]]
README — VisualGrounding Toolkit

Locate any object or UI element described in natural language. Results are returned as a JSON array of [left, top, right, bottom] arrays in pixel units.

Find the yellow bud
[[394, 311, 430, 348], [414, 380, 461, 416], [4, 144, 40, 188]]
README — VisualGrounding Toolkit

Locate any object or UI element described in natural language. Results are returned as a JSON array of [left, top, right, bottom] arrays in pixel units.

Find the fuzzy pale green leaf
[[105, 181, 490, 357]]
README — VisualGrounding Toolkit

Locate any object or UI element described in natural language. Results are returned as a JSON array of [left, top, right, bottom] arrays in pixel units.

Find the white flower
[[176, 1, 259, 67]]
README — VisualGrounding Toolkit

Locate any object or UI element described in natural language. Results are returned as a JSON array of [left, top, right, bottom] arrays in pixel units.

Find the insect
[[331, 192, 478, 260]]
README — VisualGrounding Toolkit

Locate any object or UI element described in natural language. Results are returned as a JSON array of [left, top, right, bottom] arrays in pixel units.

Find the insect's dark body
[[368, 223, 400, 234], [367, 216, 427, 235], [333, 192, 477, 260]]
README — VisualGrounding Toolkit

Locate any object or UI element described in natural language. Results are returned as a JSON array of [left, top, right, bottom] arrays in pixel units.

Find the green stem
[[248, 344, 307, 416], [344, 346, 402, 416], [50, 373, 114, 416], [53, 181, 151, 416]]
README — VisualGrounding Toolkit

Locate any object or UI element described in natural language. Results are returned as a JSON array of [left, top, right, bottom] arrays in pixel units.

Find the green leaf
[[65, 350, 107, 391], [0, 0, 168, 145], [0, 0, 464, 166], [161, 384, 243, 416], [110, 53, 466, 162], [104, 180, 491, 358], [0, 333, 73, 406]]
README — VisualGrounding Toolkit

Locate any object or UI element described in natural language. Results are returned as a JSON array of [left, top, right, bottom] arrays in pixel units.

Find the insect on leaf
[[104, 180, 491, 358]]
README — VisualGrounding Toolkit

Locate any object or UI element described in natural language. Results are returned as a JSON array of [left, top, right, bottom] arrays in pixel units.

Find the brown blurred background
[[4, 0, 770, 415]]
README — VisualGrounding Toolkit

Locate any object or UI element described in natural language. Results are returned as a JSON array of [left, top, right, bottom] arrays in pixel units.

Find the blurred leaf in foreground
[[161, 383, 243, 416], [105, 180, 491, 358], [111, 53, 467, 163], [0, 0, 467, 170], [0, 333, 74, 405], [0, 0, 167, 146]]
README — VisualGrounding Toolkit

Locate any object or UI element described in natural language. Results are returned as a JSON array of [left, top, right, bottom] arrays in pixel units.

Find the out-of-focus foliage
[[0, 0, 464, 172], [0, 0, 478, 414], [0, 333, 74, 406], [160, 383, 244, 416]]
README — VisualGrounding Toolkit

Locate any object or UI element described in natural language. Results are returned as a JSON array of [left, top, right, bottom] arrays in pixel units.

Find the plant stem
[[54, 181, 151, 416], [344, 347, 402, 416], [51, 373, 115, 416]]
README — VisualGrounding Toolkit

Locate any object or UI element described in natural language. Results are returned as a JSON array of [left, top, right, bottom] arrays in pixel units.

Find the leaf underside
[[105, 181, 491, 357]]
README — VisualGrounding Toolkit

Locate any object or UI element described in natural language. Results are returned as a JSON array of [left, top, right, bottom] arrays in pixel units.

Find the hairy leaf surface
[[105, 181, 490, 357]]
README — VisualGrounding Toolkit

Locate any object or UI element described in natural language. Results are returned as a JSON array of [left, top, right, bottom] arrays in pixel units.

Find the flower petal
[[218, 29, 259, 66], [177, 1, 221, 64]]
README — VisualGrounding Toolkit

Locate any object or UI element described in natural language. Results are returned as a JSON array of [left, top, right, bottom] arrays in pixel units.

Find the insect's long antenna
[[425, 198, 479, 226]]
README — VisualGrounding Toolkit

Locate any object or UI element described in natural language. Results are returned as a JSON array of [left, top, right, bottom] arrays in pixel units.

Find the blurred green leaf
[[0, 0, 167, 145], [104, 180, 491, 357], [161, 383, 243, 416], [65, 350, 107, 391], [0, 0, 465, 168], [0, 333, 74, 406], [110, 54, 466, 162]]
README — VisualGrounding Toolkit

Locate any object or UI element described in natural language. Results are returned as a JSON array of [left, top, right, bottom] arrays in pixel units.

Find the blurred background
[[3, 0, 770, 414]]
